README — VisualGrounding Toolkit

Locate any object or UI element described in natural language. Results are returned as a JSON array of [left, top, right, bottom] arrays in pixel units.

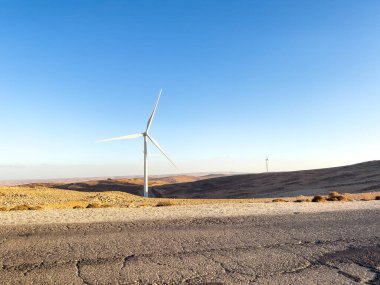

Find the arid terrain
[[0, 161, 379, 211], [1, 161, 379, 284], [21, 161, 380, 199]]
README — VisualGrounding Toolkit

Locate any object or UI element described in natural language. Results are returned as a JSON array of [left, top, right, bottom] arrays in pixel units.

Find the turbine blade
[[146, 89, 162, 132], [97, 133, 143, 143], [147, 135, 177, 168]]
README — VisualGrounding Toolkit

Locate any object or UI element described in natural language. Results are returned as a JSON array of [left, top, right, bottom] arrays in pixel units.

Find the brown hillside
[[21, 161, 380, 199], [24, 175, 223, 197], [154, 161, 380, 198]]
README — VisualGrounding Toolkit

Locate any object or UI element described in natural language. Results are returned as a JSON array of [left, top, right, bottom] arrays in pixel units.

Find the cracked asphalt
[[0, 208, 379, 284]]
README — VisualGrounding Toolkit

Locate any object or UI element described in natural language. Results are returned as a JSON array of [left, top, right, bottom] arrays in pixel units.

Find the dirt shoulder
[[0, 200, 378, 226]]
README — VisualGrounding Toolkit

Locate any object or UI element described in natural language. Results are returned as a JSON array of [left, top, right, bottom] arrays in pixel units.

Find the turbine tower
[[97, 89, 176, 198], [265, 156, 269, 173]]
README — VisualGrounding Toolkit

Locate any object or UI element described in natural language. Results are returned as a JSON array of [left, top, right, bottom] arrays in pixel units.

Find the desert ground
[[0, 161, 379, 284]]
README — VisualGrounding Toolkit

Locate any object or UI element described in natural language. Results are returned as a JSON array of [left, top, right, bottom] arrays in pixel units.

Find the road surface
[[0, 204, 379, 284]]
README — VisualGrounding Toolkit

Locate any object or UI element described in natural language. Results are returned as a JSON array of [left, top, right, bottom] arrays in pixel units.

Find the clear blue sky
[[1, 0, 379, 180]]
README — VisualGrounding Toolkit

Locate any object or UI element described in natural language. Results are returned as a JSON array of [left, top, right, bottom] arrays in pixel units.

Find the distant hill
[[23, 175, 228, 196], [18, 161, 380, 199], [0, 172, 233, 187], [154, 161, 380, 198]]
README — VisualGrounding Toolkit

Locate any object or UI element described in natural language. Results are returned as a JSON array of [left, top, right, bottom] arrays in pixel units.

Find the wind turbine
[[265, 156, 269, 173], [97, 89, 176, 198]]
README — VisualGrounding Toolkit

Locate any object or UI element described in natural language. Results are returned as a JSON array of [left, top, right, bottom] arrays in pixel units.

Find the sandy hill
[[21, 161, 380, 199], [24, 175, 226, 197], [153, 161, 380, 198]]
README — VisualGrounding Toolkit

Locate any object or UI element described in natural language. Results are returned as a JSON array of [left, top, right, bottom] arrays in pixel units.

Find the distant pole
[[265, 157, 269, 173]]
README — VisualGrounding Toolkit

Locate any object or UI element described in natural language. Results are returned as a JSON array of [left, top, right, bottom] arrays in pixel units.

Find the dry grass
[[0, 186, 378, 211]]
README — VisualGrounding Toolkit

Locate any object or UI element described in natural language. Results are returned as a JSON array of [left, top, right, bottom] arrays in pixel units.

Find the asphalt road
[[0, 209, 379, 284]]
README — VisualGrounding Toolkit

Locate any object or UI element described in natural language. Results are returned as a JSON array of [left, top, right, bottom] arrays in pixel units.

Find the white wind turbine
[[97, 89, 176, 198]]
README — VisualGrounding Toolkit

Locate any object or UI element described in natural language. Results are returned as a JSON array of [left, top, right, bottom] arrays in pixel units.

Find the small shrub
[[329, 191, 340, 198], [336, 195, 352, 202], [327, 197, 339, 201], [326, 195, 352, 202], [376, 196, 380, 200], [312, 196, 326, 202], [272, 198, 287, 203]]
